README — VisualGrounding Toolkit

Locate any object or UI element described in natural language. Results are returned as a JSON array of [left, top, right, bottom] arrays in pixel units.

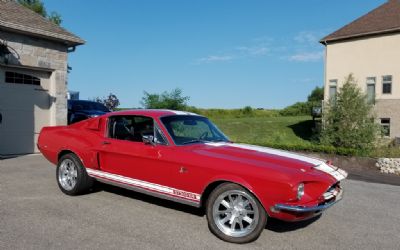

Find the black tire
[[206, 183, 267, 244], [56, 153, 94, 195]]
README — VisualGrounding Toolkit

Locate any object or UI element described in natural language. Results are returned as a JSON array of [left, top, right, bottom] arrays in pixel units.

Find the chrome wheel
[[58, 159, 78, 191], [212, 190, 260, 238]]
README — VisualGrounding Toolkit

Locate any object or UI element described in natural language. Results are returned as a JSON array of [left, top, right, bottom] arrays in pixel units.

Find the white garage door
[[0, 67, 51, 155]]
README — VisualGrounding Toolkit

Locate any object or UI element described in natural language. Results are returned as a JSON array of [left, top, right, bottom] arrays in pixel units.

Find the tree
[[93, 93, 120, 111], [307, 86, 324, 104], [17, 0, 62, 26], [141, 88, 190, 110], [320, 74, 379, 151], [280, 86, 324, 116]]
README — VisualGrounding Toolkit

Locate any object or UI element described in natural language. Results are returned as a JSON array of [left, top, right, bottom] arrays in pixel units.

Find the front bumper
[[274, 186, 343, 213], [274, 195, 342, 213]]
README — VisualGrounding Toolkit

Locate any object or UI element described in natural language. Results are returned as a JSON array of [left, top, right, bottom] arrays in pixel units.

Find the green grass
[[211, 116, 400, 158], [212, 116, 313, 146]]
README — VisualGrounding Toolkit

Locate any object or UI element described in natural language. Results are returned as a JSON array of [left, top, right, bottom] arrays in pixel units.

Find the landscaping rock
[[376, 158, 400, 176]]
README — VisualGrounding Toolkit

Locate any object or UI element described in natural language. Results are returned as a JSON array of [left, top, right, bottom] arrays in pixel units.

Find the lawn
[[211, 116, 400, 157], [212, 116, 314, 146]]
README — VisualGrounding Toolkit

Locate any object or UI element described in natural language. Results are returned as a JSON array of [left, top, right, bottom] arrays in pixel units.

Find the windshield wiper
[[181, 139, 208, 145]]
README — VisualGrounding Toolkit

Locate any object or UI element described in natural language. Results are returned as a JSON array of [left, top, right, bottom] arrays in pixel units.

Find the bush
[[279, 102, 312, 116], [320, 74, 380, 152], [141, 88, 189, 110]]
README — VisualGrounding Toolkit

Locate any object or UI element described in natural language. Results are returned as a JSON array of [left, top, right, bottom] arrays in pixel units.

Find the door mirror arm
[[142, 135, 156, 146]]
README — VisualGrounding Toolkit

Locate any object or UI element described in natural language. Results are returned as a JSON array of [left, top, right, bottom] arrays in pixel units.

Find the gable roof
[[0, 0, 84, 46], [321, 0, 400, 43]]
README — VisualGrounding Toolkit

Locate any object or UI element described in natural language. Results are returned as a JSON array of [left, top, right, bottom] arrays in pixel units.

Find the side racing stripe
[[86, 168, 201, 202]]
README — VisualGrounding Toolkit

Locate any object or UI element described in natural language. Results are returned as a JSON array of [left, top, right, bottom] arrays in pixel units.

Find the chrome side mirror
[[142, 135, 155, 145]]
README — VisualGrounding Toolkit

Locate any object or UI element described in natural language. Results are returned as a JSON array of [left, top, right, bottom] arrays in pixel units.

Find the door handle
[[102, 141, 111, 145]]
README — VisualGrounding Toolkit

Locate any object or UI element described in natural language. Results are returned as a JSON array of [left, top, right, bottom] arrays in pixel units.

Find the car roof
[[68, 100, 98, 104], [105, 109, 200, 118]]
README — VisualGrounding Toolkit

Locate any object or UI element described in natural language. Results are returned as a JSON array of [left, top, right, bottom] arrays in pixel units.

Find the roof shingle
[[321, 0, 400, 43], [0, 0, 84, 46]]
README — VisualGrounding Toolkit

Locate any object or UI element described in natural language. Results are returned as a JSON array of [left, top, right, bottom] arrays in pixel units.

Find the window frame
[[380, 118, 391, 137], [328, 79, 338, 103], [106, 115, 169, 146], [382, 75, 392, 94], [5, 71, 41, 86], [366, 77, 376, 104]]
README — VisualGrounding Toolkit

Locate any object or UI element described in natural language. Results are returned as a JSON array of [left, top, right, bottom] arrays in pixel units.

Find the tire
[[206, 183, 267, 243], [56, 153, 94, 195]]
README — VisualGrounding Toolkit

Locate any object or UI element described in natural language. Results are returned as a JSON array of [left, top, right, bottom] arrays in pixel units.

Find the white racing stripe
[[86, 168, 201, 201], [205, 142, 348, 181]]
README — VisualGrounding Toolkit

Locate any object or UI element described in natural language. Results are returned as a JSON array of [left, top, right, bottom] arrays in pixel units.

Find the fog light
[[297, 183, 305, 200]]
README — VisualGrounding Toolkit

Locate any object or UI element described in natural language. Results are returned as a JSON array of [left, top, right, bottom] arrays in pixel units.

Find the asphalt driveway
[[1, 155, 399, 250]]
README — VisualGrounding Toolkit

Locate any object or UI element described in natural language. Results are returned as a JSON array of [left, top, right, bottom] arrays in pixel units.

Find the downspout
[[322, 40, 328, 130], [67, 46, 76, 53]]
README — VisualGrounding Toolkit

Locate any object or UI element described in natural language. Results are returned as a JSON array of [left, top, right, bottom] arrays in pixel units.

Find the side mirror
[[142, 135, 155, 145]]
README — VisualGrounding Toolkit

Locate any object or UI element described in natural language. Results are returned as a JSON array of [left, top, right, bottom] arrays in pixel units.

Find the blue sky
[[45, 0, 385, 109]]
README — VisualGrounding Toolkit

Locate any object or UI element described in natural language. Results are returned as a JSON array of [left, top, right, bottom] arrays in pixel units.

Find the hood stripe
[[205, 142, 347, 181]]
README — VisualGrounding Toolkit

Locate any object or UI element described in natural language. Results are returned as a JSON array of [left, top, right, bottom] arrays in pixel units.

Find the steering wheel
[[199, 131, 209, 140]]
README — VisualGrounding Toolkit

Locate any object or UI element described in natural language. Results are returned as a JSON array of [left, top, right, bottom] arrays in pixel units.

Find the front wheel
[[206, 183, 267, 243]]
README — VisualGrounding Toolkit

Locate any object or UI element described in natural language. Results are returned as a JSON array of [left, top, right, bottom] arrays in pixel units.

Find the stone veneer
[[1, 29, 69, 125], [374, 99, 400, 139]]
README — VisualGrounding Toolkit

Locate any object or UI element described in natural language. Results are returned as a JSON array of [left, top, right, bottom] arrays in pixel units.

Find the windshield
[[161, 115, 230, 145]]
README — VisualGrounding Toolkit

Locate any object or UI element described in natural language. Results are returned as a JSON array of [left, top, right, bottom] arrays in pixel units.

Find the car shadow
[[92, 182, 205, 217], [91, 182, 322, 233], [265, 215, 322, 232]]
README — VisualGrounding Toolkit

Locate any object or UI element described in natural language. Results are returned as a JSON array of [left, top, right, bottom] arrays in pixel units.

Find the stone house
[[321, 0, 400, 138], [0, 1, 84, 155]]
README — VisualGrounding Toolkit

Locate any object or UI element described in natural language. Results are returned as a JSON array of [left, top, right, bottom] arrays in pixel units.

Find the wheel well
[[58, 150, 75, 161], [200, 181, 227, 208], [200, 180, 269, 216]]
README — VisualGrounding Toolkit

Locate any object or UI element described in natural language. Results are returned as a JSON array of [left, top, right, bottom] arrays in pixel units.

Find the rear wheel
[[206, 183, 267, 243], [57, 153, 93, 195]]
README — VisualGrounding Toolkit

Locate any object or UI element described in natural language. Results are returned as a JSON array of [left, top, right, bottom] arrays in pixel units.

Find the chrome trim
[[274, 190, 343, 213], [94, 177, 201, 208]]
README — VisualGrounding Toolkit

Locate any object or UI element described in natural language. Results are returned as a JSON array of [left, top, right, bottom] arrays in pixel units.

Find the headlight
[[297, 183, 305, 200], [90, 114, 99, 118]]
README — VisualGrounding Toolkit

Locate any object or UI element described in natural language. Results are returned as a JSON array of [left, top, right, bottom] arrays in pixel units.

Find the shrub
[[320, 74, 380, 152]]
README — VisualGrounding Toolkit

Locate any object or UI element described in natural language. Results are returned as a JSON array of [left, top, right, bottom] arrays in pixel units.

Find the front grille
[[322, 182, 341, 201]]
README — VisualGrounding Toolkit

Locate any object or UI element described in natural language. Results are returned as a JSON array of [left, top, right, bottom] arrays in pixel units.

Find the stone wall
[[374, 99, 400, 139], [1, 29, 69, 125]]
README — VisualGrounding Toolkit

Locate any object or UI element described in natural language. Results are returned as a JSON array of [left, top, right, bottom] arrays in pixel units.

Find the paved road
[[1, 155, 399, 250]]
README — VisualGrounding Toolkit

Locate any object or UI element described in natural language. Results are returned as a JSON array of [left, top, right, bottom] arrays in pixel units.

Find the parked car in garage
[[38, 109, 347, 243], [67, 100, 110, 124]]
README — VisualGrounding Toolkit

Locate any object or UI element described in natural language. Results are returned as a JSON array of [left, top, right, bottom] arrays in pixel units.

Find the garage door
[[0, 67, 51, 155]]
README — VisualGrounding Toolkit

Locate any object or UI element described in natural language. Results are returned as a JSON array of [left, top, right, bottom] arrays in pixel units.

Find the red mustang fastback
[[38, 109, 347, 243]]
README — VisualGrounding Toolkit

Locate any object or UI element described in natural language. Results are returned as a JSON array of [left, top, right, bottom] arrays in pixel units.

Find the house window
[[5, 71, 41, 86], [366, 77, 376, 104], [380, 118, 390, 137], [382, 75, 392, 94], [329, 79, 337, 103]]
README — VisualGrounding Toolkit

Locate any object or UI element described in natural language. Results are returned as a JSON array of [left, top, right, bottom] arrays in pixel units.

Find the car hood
[[190, 142, 348, 182]]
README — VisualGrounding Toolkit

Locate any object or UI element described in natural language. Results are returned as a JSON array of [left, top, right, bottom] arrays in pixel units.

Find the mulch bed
[[299, 152, 400, 186]]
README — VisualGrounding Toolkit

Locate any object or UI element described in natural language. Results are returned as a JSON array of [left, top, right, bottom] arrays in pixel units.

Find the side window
[[108, 115, 154, 142]]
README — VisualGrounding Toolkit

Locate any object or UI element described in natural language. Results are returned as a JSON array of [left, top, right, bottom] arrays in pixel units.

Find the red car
[[38, 109, 347, 243]]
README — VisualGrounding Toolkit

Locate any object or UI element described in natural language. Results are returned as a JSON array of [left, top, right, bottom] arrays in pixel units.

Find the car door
[[97, 115, 173, 187]]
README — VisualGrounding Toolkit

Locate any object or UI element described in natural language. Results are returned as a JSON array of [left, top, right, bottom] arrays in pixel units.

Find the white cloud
[[196, 55, 234, 63], [288, 51, 324, 62], [236, 46, 269, 56], [294, 31, 321, 45]]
